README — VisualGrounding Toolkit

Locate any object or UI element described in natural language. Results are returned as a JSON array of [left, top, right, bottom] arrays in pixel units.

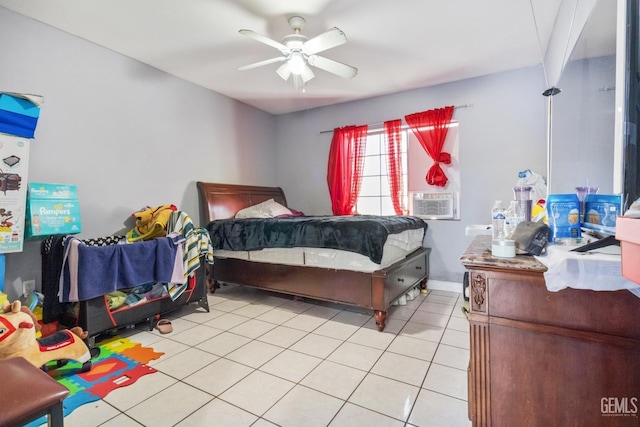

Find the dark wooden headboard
[[196, 182, 288, 225]]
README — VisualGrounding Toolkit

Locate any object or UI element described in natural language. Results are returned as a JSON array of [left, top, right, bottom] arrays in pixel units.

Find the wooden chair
[[0, 357, 69, 427]]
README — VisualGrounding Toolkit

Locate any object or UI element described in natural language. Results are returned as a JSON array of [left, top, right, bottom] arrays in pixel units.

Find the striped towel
[[167, 211, 214, 300]]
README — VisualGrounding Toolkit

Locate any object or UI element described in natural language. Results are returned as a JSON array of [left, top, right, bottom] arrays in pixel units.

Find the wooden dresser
[[461, 235, 640, 427]]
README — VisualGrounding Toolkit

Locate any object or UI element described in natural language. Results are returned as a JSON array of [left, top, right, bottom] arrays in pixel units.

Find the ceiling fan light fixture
[[289, 51, 306, 75]]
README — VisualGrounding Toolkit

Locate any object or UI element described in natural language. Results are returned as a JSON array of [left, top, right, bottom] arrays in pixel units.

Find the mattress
[[212, 228, 424, 272]]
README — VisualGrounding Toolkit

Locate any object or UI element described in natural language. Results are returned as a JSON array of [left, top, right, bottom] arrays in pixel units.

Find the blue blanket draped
[[59, 234, 185, 302]]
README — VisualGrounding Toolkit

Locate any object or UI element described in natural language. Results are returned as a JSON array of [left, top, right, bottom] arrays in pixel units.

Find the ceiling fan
[[238, 16, 358, 89]]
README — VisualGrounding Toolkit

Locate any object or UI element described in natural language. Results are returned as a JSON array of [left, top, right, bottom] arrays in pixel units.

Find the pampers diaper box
[[582, 194, 623, 235], [25, 182, 81, 238]]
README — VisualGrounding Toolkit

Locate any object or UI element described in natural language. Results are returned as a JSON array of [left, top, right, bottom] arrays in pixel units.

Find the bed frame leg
[[374, 310, 387, 332]]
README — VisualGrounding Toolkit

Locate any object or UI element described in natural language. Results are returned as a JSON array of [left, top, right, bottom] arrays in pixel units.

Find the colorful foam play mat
[[26, 335, 164, 427]]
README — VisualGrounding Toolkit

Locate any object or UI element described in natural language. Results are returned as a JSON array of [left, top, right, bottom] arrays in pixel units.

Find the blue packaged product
[[583, 194, 622, 234], [546, 194, 581, 242]]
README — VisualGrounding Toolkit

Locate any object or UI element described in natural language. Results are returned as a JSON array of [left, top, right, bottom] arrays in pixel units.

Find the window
[[356, 129, 408, 215]]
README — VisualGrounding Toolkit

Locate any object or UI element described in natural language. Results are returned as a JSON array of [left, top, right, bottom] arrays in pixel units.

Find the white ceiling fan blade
[[303, 27, 347, 55], [238, 56, 286, 71], [239, 29, 289, 54], [308, 55, 358, 79]]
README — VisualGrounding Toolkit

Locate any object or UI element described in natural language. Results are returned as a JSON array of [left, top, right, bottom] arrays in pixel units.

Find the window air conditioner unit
[[411, 192, 455, 219]]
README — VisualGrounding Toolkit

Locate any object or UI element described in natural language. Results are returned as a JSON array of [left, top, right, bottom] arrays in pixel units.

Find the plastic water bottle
[[492, 200, 506, 239], [503, 200, 520, 239]]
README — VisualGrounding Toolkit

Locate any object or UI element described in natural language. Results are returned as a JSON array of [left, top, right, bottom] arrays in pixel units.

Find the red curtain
[[327, 125, 368, 215], [384, 119, 408, 215], [405, 106, 455, 187]]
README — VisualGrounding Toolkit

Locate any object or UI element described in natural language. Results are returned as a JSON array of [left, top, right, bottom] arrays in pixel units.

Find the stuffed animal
[[0, 300, 92, 372]]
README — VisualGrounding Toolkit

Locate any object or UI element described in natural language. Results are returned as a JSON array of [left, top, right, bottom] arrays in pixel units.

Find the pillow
[[235, 198, 292, 219]]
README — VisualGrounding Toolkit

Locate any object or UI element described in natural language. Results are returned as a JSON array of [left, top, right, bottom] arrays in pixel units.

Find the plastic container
[[513, 186, 532, 221], [491, 201, 506, 240], [576, 186, 598, 222], [546, 194, 581, 242], [492, 239, 515, 258], [503, 200, 521, 239]]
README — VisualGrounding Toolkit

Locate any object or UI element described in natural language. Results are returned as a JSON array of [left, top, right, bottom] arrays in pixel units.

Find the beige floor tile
[[312, 319, 360, 341], [125, 381, 212, 427], [282, 312, 329, 331], [447, 315, 470, 332], [263, 385, 344, 427], [98, 413, 144, 427], [259, 348, 323, 382], [225, 339, 284, 368], [183, 357, 253, 396], [347, 326, 396, 350], [219, 370, 295, 416], [386, 334, 439, 361], [433, 343, 470, 371], [417, 301, 455, 315], [256, 325, 308, 348], [408, 389, 472, 427], [195, 331, 252, 356], [175, 398, 258, 427], [290, 332, 343, 358], [104, 371, 178, 411], [63, 398, 121, 427], [203, 312, 250, 330], [152, 346, 219, 379], [330, 402, 404, 427], [168, 323, 224, 346], [423, 363, 468, 401], [400, 321, 446, 343], [255, 307, 299, 324], [349, 373, 420, 421], [232, 302, 277, 318], [371, 351, 430, 387], [301, 360, 367, 400], [228, 318, 277, 339], [425, 294, 458, 306], [409, 310, 450, 328], [440, 328, 470, 350], [327, 341, 384, 371]]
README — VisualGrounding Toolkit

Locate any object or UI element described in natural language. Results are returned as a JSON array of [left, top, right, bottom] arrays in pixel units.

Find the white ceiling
[[0, 0, 617, 115]]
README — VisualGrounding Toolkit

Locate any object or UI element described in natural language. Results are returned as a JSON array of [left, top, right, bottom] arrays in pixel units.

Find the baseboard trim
[[427, 279, 462, 294]]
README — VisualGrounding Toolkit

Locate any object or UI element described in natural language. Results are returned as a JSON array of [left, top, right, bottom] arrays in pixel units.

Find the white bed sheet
[[212, 228, 425, 272]]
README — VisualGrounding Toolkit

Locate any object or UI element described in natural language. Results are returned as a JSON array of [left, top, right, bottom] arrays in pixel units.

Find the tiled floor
[[58, 285, 472, 427]]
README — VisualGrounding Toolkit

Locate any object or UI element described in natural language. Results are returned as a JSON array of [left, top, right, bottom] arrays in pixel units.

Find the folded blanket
[[59, 233, 185, 302]]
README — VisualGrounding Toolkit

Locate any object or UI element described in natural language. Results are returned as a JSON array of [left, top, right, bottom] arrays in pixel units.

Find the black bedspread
[[206, 215, 427, 264]]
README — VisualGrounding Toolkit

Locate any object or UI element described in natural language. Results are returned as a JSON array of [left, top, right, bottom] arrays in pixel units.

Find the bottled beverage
[[491, 200, 506, 239], [503, 200, 520, 239]]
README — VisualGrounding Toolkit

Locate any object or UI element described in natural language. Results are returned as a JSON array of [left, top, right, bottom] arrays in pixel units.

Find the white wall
[[275, 67, 549, 282], [0, 7, 277, 299]]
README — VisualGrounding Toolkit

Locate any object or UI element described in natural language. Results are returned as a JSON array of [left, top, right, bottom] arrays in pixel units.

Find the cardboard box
[[0, 93, 43, 139], [25, 182, 81, 238], [615, 216, 640, 285]]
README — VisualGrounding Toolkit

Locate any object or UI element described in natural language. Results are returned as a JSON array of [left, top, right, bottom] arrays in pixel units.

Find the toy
[[0, 300, 93, 372]]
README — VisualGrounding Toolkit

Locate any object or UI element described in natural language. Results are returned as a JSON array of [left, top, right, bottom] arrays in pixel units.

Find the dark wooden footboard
[[209, 247, 430, 331]]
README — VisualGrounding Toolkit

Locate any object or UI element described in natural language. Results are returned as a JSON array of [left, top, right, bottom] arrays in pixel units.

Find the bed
[[196, 181, 430, 331]]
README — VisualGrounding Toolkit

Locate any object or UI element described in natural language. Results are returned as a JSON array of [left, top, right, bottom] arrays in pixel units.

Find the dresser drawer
[[386, 251, 428, 302]]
